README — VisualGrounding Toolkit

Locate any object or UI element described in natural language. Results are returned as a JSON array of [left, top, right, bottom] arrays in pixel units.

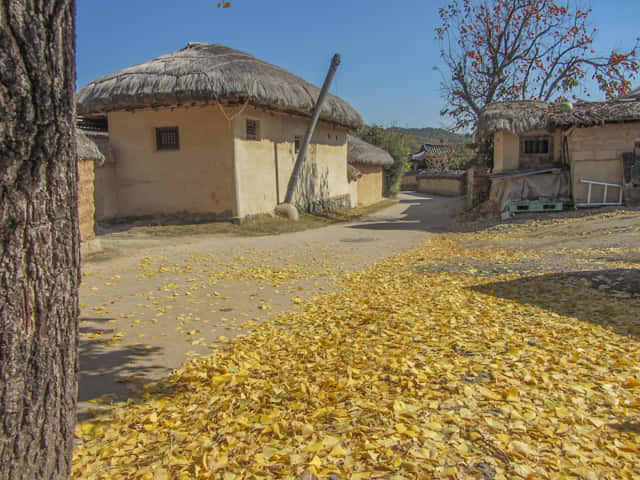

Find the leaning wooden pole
[[284, 53, 341, 205]]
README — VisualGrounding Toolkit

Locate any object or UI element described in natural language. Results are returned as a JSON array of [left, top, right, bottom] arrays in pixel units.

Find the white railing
[[575, 179, 623, 207]]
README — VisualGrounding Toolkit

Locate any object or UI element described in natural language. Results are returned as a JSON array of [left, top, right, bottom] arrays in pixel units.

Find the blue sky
[[77, 0, 640, 130]]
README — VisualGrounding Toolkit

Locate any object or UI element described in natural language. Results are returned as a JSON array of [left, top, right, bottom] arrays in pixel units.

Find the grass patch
[[104, 199, 396, 238]]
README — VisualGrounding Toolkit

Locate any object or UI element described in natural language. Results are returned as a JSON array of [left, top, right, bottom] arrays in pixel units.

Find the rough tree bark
[[0, 1, 79, 479]]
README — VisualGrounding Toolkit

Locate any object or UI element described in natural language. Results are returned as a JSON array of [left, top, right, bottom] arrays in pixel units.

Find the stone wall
[[401, 173, 418, 191], [466, 166, 490, 208], [417, 176, 465, 196], [305, 194, 351, 213]]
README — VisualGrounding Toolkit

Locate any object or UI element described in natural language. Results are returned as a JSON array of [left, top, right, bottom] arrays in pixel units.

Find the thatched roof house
[[78, 43, 363, 222], [479, 98, 640, 137], [619, 86, 640, 101], [347, 135, 394, 167], [346, 135, 393, 206], [78, 42, 362, 129], [76, 128, 104, 163], [477, 93, 640, 209], [75, 129, 103, 251]]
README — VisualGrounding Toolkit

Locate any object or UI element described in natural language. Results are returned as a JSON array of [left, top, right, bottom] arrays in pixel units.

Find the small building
[[478, 92, 640, 209], [346, 135, 394, 206], [408, 143, 450, 171], [77, 42, 363, 222], [75, 129, 104, 253]]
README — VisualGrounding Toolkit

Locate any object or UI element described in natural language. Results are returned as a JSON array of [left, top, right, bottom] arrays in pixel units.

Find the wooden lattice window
[[246, 119, 259, 140], [521, 137, 550, 155], [156, 127, 179, 150]]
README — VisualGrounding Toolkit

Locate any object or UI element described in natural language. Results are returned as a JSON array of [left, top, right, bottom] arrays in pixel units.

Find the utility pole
[[284, 53, 341, 205]]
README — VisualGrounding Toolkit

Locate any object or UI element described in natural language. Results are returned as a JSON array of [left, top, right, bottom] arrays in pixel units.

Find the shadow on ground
[[78, 318, 167, 420], [348, 194, 472, 233], [472, 268, 640, 338]]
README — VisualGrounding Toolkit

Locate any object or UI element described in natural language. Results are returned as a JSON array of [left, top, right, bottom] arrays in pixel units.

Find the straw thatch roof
[[347, 135, 394, 167], [76, 129, 104, 163], [479, 94, 640, 137], [77, 42, 363, 129], [620, 86, 640, 101]]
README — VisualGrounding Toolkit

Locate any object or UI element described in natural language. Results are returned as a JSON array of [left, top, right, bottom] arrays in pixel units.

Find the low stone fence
[[417, 170, 466, 196], [401, 172, 418, 191], [302, 194, 351, 213]]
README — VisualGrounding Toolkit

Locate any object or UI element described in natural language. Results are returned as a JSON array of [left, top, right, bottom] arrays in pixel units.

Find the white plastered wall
[[106, 106, 236, 219], [493, 130, 520, 172], [232, 107, 350, 218]]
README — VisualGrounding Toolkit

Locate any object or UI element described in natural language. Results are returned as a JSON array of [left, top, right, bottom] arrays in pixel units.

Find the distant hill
[[388, 127, 472, 154]]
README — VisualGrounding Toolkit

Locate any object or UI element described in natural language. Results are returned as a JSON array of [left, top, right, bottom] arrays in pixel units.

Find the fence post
[[467, 167, 475, 209]]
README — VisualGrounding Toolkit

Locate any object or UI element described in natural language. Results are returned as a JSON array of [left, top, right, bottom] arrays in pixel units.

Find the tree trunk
[[0, 1, 78, 479]]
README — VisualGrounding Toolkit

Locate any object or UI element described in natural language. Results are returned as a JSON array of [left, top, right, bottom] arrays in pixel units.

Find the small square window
[[156, 127, 179, 150], [294, 136, 301, 153], [246, 119, 259, 140], [522, 137, 549, 154]]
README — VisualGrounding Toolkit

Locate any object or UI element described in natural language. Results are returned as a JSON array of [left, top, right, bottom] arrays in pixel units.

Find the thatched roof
[[77, 42, 363, 129], [478, 101, 550, 136], [479, 94, 640, 137], [620, 86, 640, 101], [347, 135, 394, 167], [76, 129, 104, 163]]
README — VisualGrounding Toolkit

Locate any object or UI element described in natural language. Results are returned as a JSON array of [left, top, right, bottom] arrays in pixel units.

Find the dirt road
[[78, 193, 466, 417], [74, 202, 640, 478]]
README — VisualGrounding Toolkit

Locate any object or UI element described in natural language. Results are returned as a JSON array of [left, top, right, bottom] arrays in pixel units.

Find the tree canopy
[[436, 0, 640, 130]]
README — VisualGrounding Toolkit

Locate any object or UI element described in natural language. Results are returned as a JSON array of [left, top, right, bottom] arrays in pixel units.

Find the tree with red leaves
[[436, 0, 639, 130]]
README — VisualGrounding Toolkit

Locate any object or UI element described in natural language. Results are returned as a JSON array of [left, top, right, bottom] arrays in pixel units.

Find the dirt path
[[78, 193, 466, 418], [73, 205, 640, 479]]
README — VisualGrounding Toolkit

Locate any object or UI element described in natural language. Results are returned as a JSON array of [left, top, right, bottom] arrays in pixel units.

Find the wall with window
[[491, 122, 639, 204], [232, 107, 350, 218], [105, 105, 236, 219], [492, 129, 562, 172], [567, 122, 639, 203]]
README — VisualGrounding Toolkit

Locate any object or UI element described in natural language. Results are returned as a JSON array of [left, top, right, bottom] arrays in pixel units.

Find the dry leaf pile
[[80, 246, 352, 353], [73, 221, 640, 479]]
